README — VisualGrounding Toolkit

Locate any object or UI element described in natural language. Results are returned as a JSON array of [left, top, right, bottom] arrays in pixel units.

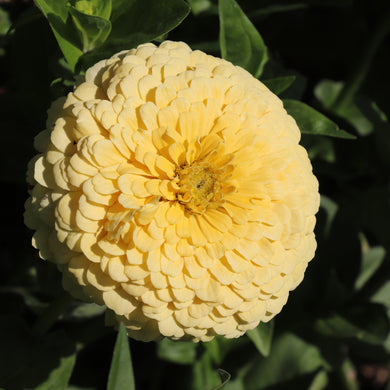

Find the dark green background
[[1, 0, 390, 389]]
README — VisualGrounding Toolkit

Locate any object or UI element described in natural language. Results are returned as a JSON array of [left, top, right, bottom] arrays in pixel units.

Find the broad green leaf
[[157, 338, 196, 365], [79, 0, 190, 69], [107, 323, 135, 390], [262, 76, 295, 95], [243, 333, 329, 390], [283, 99, 356, 138], [213, 369, 231, 390], [219, 0, 268, 77], [246, 320, 274, 357], [355, 240, 385, 290], [34, 0, 83, 71], [70, 0, 112, 20], [34, 353, 76, 390], [68, 6, 111, 52]]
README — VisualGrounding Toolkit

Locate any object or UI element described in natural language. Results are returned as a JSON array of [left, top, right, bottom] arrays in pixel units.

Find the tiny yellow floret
[[24, 41, 320, 342], [177, 162, 221, 214]]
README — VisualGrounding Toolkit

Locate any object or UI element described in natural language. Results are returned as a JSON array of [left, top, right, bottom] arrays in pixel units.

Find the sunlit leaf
[[79, 0, 190, 69], [107, 323, 135, 390], [71, 0, 112, 20], [283, 99, 356, 138], [219, 0, 268, 77], [157, 338, 196, 365], [68, 6, 111, 51], [34, 0, 83, 71], [246, 321, 274, 357]]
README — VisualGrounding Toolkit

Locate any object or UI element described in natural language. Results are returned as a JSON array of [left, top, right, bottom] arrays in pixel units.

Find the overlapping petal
[[24, 41, 320, 342]]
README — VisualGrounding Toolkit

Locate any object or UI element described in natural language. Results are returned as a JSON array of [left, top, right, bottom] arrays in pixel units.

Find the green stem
[[332, 6, 390, 112], [33, 292, 74, 336]]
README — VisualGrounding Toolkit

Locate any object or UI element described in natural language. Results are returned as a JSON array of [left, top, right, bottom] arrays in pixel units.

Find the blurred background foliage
[[1, 0, 390, 389]]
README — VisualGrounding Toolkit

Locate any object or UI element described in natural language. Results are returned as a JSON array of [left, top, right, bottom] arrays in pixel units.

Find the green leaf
[[372, 281, 390, 308], [0, 7, 11, 35], [204, 338, 222, 365], [65, 302, 106, 319], [70, 0, 112, 20], [107, 323, 135, 390], [309, 370, 329, 390], [157, 338, 196, 365], [34, 353, 76, 390], [219, 0, 268, 77], [79, 0, 190, 69], [188, 0, 218, 15], [283, 99, 356, 138], [246, 320, 274, 357], [191, 352, 221, 390], [213, 369, 231, 390], [68, 6, 111, 52], [319, 195, 338, 238], [34, 0, 83, 71], [0, 316, 76, 390], [315, 304, 389, 345], [262, 76, 296, 95], [261, 370, 325, 390], [301, 134, 336, 163], [243, 333, 329, 390], [315, 80, 374, 136], [355, 240, 385, 290], [33, 292, 74, 336]]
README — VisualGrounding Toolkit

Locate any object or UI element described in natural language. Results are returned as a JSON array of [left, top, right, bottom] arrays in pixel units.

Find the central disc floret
[[176, 162, 221, 214]]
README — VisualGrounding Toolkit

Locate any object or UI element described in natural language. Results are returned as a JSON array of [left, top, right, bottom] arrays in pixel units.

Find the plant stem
[[33, 292, 74, 336], [331, 6, 390, 112]]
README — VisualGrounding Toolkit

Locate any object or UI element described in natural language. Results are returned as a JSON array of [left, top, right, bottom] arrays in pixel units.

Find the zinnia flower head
[[24, 41, 320, 342]]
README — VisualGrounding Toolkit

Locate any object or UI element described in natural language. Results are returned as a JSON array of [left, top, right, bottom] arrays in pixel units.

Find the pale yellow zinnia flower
[[24, 41, 320, 342]]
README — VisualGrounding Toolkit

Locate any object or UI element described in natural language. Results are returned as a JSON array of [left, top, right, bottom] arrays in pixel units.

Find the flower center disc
[[177, 162, 219, 214]]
